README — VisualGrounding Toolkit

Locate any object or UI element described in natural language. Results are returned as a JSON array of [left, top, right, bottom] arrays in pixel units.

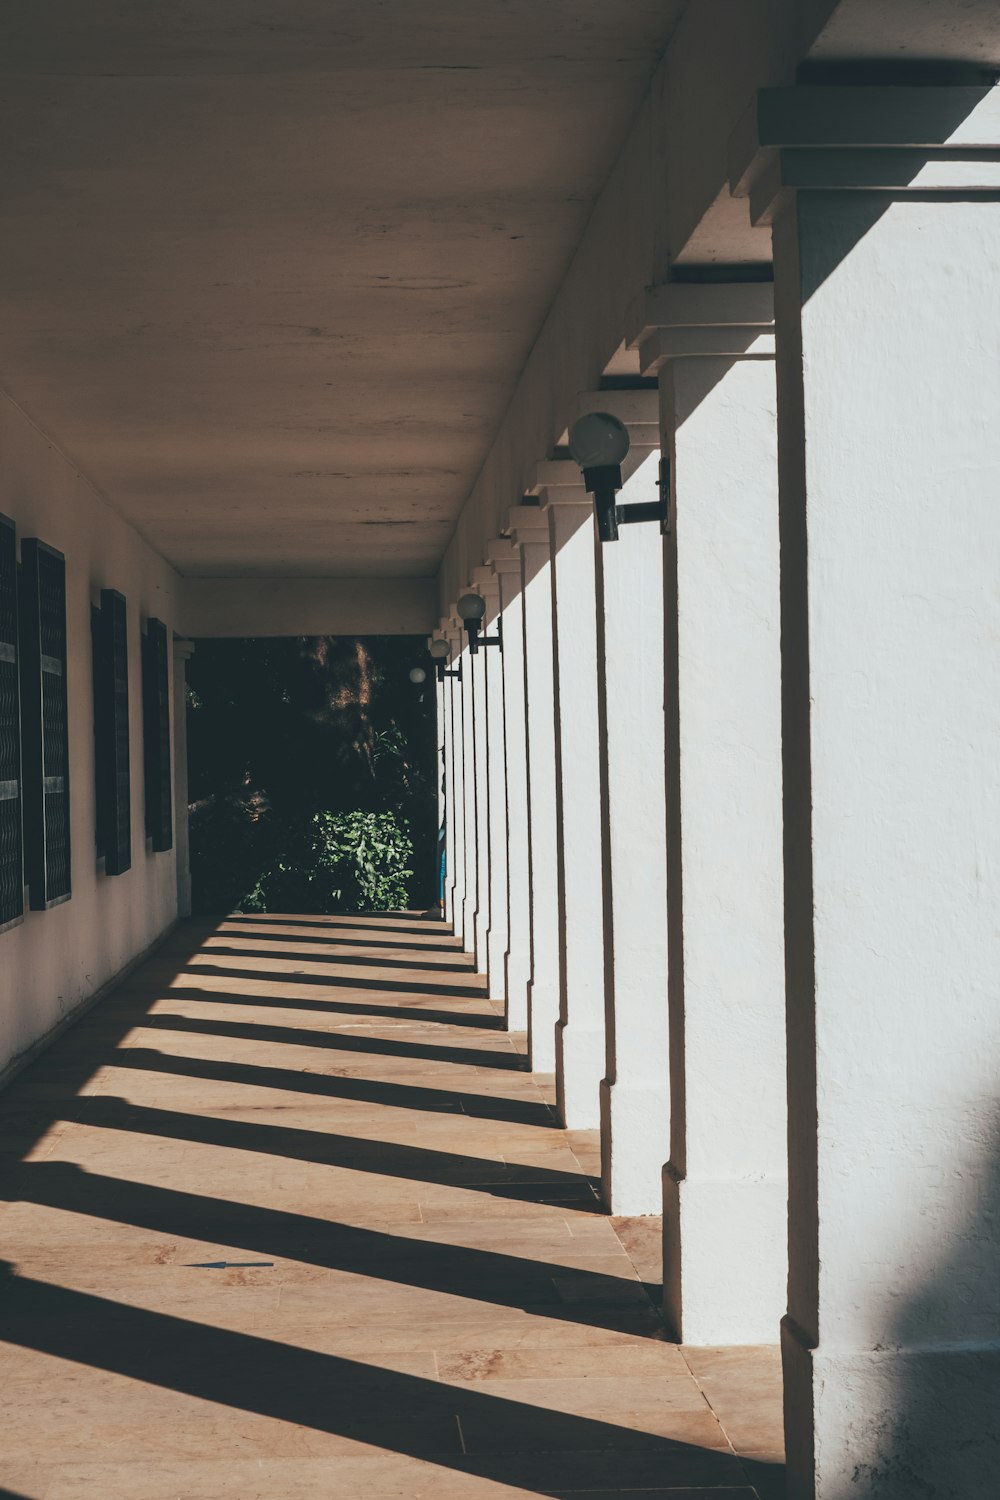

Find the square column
[[508, 506, 559, 1072], [639, 284, 787, 1344], [468, 575, 496, 971], [539, 476, 606, 1129], [431, 633, 448, 919], [440, 625, 466, 933], [458, 629, 478, 955], [479, 556, 512, 1006], [470, 567, 500, 978], [733, 86, 1000, 1498], [595, 450, 670, 1215], [489, 540, 531, 1030]]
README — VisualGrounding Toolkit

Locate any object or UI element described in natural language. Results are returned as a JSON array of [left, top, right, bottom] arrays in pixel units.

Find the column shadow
[[104, 1046, 556, 1126], [135, 1011, 527, 1070], [160, 983, 502, 1030], [0, 1264, 751, 1496], [184, 961, 488, 999], [57, 1096, 593, 1203]]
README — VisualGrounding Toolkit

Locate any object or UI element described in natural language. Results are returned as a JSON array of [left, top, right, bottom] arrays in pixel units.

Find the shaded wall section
[[0, 389, 182, 1081]]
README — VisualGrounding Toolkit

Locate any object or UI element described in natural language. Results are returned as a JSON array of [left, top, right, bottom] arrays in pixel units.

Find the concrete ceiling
[[0, 1, 687, 578]]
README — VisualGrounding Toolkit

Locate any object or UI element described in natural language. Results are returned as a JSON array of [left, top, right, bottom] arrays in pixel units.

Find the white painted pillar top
[[629, 281, 775, 379]]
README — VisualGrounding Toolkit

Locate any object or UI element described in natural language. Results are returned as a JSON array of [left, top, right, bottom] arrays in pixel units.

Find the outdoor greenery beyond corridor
[[186, 637, 438, 915]]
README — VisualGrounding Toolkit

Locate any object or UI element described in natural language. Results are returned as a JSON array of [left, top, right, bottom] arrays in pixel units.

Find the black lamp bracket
[[583, 456, 670, 543], [466, 612, 503, 656], [437, 661, 463, 682]]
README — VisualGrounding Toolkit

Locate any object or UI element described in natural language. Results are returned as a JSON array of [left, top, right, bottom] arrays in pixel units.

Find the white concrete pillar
[[457, 623, 479, 955], [171, 638, 194, 919], [489, 539, 531, 1031], [732, 86, 1000, 1498], [469, 568, 501, 973], [445, 626, 468, 939], [595, 450, 670, 1215], [431, 629, 453, 922], [537, 470, 606, 1129], [478, 566, 510, 1003], [635, 284, 786, 1344], [507, 505, 559, 1072]]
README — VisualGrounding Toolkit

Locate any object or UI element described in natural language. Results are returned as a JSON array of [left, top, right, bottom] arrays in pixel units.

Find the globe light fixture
[[568, 411, 631, 470], [428, 636, 462, 682], [568, 411, 669, 543], [409, 666, 427, 685], [456, 591, 501, 656]]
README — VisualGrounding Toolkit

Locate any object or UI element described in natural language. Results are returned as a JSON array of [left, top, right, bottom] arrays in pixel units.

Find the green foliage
[[185, 635, 437, 915], [243, 810, 414, 915]]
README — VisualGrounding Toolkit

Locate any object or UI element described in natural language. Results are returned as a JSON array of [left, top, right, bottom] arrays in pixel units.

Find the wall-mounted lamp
[[429, 637, 462, 682], [568, 412, 669, 543], [409, 667, 427, 685], [457, 592, 502, 656]]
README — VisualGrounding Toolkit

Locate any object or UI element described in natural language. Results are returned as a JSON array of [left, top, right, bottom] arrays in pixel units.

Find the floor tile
[[0, 914, 784, 1497]]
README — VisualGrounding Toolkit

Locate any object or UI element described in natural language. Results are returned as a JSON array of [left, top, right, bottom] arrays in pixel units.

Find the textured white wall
[[775, 186, 1000, 1500], [0, 391, 181, 1079]]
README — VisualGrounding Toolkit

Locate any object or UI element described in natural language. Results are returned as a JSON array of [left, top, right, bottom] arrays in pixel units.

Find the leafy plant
[[244, 810, 414, 914], [186, 635, 438, 914]]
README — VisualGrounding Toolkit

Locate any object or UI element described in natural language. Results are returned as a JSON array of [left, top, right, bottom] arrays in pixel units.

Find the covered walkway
[[0, 916, 781, 1500]]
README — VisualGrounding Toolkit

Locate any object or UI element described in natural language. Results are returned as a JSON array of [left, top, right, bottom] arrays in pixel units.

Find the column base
[[662, 1167, 786, 1345], [458, 897, 476, 954], [526, 978, 559, 1072], [504, 949, 531, 1032], [599, 1078, 669, 1216], [473, 910, 490, 970], [555, 1020, 604, 1129], [486, 928, 507, 1001], [782, 1316, 1000, 1500]]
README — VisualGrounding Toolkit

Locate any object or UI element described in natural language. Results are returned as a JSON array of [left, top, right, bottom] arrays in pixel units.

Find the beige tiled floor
[[0, 915, 784, 1498]]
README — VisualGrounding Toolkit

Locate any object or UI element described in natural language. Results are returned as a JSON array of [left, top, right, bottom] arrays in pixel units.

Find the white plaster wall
[[660, 354, 786, 1345], [497, 569, 531, 1029], [548, 501, 606, 1130], [520, 539, 560, 1072], [775, 189, 1000, 1499], [483, 603, 510, 1002], [597, 452, 670, 1215], [0, 391, 181, 1078]]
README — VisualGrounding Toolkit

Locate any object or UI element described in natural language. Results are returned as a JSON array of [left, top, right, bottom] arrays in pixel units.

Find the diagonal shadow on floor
[[198, 943, 480, 974], [184, 962, 489, 999], [0, 915, 783, 1499], [43, 1097, 595, 1202], [0, 1267, 755, 1497], [141, 984, 505, 1030], [219, 927, 473, 953], [133, 1011, 527, 1069], [102, 1046, 557, 1126], [6, 1163, 661, 1333]]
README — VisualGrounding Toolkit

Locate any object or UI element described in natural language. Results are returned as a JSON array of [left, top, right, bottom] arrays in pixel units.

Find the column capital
[[504, 504, 549, 547], [730, 84, 1000, 225], [485, 539, 521, 576], [526, 458, 593, 516], [571, 386, 658, 430], [629, 282, 775, 376], [172, 636, 195, 661], [470, 565, 499, 599]]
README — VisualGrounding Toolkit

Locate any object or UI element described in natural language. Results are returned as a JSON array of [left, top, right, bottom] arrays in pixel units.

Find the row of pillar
[[434, 83, 999, 1500]]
